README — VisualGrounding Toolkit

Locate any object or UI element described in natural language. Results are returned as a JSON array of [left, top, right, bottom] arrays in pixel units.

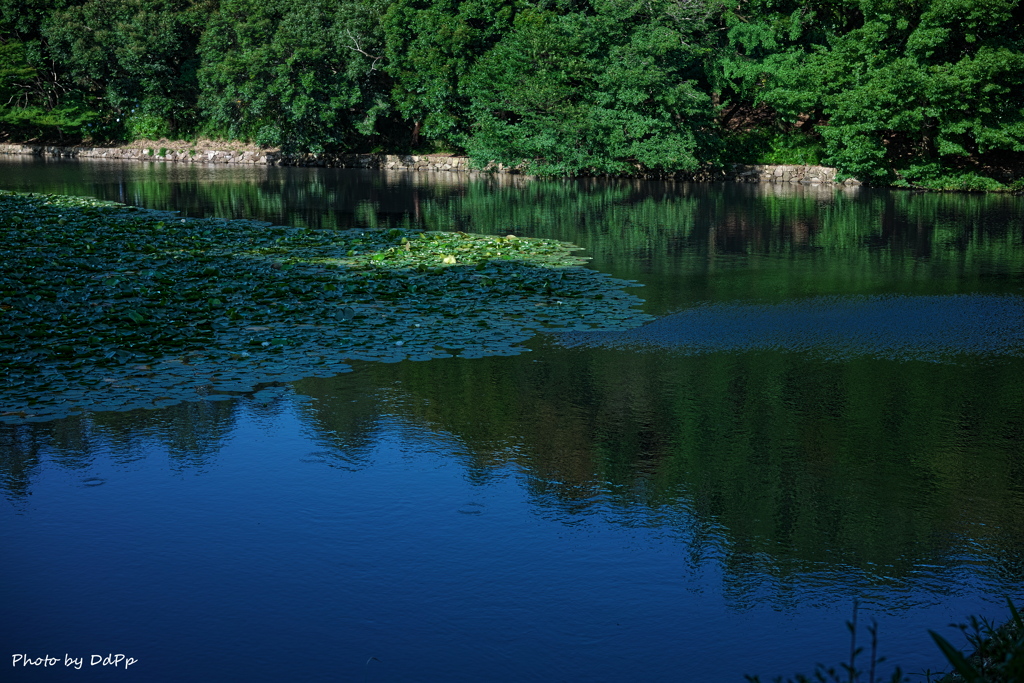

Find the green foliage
[[126, 111, 171, 140], [0, 40, 36, 105], [382, 0, 520, 150], [464, 0, 722, 175], [930, 599, 1024, 683], [721, 0, 1024, 185], [0, 4, 98, 141], [2, 0, 1024, 184], [41, 0, 213, 137], [722, 128, 826, 165], [896, 165, 1009, 191], [197, 0, 392, 152], [0, 103, 101, 141], [0, 189, 651, 422]]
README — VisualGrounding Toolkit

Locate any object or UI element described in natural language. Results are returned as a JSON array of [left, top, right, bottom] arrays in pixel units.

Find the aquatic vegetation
[[0, 191, 652, 423], [930, 599, 1024, 683], [747, 599, 1024, 683], [745, 602, 905, 683]]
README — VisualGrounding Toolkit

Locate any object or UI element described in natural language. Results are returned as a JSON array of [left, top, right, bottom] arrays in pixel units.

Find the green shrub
[[722, 128, 826, 167], [0, 104, 101, 143], [125, 111, 170, 141], [895, 162, 1010, 192]]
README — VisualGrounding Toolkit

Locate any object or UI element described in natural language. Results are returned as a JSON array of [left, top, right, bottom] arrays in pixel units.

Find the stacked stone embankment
[[728, 163, 861, 185], [0, 144, 479, 172], [0, 143, 860, 185]]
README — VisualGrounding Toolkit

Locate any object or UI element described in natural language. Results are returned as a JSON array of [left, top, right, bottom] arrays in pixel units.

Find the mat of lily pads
[[1, 191, 653, 423]]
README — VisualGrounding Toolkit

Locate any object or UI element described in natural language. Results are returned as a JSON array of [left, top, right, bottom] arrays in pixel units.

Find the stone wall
[[727, 163, 861, 185], [0, 143, 482, 172], [748, 163, 835, 183], [0, 143, 859, 184]]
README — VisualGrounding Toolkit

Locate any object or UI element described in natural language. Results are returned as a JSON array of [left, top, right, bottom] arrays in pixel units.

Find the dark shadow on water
[[556, 294, 1024, 361]]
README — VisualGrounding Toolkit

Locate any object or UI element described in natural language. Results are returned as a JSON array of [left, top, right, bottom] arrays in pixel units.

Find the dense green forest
[[2, 0, 1024, 187]]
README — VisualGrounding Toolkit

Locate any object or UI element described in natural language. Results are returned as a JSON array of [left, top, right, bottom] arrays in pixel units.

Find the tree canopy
[[2, 0, 1022, 186]]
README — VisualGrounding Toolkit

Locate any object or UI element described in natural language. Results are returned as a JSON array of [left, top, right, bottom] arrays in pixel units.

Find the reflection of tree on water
[[10, 159, 1023, 318], [16, 159, 1023, 258], [309, 343, 1024, 590], [1, 426, 50, 498], [288, 374, 388, 471], [4, 343, 1023, 594], [0, 399, 242, 497], [4, 158, 1023, 590]]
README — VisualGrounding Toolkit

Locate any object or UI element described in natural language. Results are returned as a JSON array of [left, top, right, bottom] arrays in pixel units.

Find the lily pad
[[0, 190, 653, 423]]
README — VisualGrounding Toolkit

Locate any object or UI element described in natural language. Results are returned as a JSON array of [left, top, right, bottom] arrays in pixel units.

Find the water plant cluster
[[0, 190, 652, 423]]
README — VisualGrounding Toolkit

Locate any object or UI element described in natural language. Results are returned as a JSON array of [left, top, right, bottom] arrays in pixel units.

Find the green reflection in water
[[290, 344, 1024, 589], [4, 157, 1020, 311], [5, 343, 1023, 591], [0, 398, 240, 497], [1, 158, 1023, 591]]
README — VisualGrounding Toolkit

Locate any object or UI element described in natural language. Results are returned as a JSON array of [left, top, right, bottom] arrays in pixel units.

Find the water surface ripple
[[558, 294, 1024, 360], [2, 157, 1023, 682]]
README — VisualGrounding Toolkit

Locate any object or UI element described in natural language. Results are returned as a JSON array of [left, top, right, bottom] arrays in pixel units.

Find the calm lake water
[[2, 157, 1024, 682]]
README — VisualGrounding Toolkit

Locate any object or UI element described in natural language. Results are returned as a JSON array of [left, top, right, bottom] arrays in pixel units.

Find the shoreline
[[0, 141, 861, 186]]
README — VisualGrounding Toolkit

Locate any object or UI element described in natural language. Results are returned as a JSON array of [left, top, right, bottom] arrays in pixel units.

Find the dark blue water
[[559, 294, 1024, 360], [3, 157, 1024, 682]]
